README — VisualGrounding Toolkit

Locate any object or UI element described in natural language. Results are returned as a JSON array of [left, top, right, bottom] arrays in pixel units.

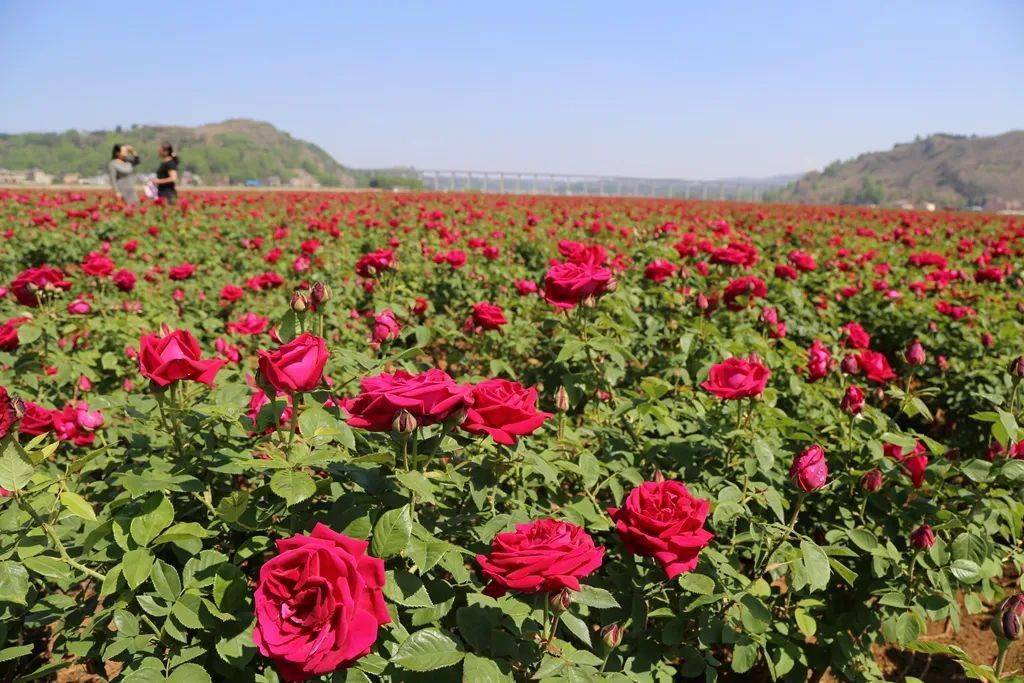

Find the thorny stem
[[14, 491, 106, 582], [755, 493, 805, 578]]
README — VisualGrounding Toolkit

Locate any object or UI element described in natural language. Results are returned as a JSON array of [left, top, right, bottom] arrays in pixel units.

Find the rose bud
[[910, 524, 935, 549], [861, 469, 883, 492], [311, 281, 332, 305], [937, 355, 949, 372], [601, 623, 623, 650], [548, 588, 572, 614], [555, 385, 570, 413], [392, 409, 417, 435], [789, 444, 828, 492], [290, 289, 309, 312], [840, 354, 861, 375], [993, 594, 1024, 641], [696, 293, 710, 312], [981, 332, 995, 348], [1009, 356, 1024, 379], [905, 340, 926, 366], [841, 385, 865, 415]]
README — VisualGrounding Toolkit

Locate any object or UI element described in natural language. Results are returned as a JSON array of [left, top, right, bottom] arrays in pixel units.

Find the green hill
[[0, 119, 360, 187], [771, 131, 1024, 210]]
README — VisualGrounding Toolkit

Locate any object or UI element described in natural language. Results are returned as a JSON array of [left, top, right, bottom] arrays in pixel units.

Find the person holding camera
[[108, 143, 140, 206], [151, 142, 179, 204]]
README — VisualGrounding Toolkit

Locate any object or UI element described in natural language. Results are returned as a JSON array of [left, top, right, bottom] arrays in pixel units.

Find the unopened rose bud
[[696, 293, 710, 311], [994, 594, 1024, 641], [392, 409, 417, 434], [861, 469, 883, 492], [789, 444, 828, 492], [290, 290, 309, 312], [581, 296, 597, 308], [841, 385, 865, 415], [555, 386, 570, 413], [840, 355, 861, 375], [311, 281, 332, 305], [981, 332, 994, 348], [905, 340, 926, 366], [1009, 356, 1024, 379], [910, 523, 935, 549], [548, 589, 572, 614], [601, 623, 623, 650]]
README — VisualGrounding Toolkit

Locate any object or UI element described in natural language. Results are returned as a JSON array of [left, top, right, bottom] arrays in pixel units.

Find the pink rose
[[257, 333, 329, 393], [701, 355, 771, 400], [344, 369, 471, 432]]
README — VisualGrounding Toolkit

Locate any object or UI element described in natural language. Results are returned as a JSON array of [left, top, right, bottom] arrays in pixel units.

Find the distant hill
[[0, 119, 360, 187], [772, 131, 1024, 210]]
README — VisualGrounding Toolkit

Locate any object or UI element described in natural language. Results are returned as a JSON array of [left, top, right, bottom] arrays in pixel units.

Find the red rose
[[112, 268, 136, 292], [514, 279, 538, 295], [11, 266, 71, 307], [842, 322, 871, 349], [168, 263, 196, 280], [81, 251, 116, 277], [0, 387, 19, 438], [701, 354, 770, 400], [19, 401, 54, 436], [138, 328, 226, 387], [910, 524, 935, 549], [558, 240, 608, 267], [722, 275, 767, 310], [476, 518, 604, 596], [841, 385, 865, 414], [805, 340, 832, 382], [257, 333, 329, 393], [228, 312, 270, 336], [370, 309, 401, 344], [253, 524, 389, 682], [855, 349, 895, 384], [608, 480, 713, 579], [644, 259, 678, 283], [465, 302, 507, 332], [542, 262, 614, 309], [885, 441, 928, 488], [355, 249, 395, 278], [789, 444, 828, 491], [344, 369, 471, 432], [788, 250, 817, 272], [461, 379, 551, 445], [0, 317, 28, 351], [220, 284, 245, 304]]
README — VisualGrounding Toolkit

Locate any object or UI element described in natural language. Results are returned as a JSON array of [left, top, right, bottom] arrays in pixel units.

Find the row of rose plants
[[0, 189, 1020, 682]]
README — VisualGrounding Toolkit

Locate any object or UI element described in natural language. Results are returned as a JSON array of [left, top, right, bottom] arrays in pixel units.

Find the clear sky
[[1, 1, 1021, 179]]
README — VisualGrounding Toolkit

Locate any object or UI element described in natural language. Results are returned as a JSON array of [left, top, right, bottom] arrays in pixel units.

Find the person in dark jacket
[[152, 143, 179, 203]]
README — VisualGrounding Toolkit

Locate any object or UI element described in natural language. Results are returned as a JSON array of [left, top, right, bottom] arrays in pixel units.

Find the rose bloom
[[542, 262, 614, 309], [608, 480, 713, 579], [66, 298, 92, 315], [644, 259, 678, 283], [558, 240, 608, 267], [257, 332, 329, 393], [81, 251, 115, 277], [461, 378, 551, 445], [10, 266, 72, 307], [370, 309, 401, 344], [774, 263, 798, 280], [248, 385, 294, 435], [52, 403, 100, 447], [0, 316, 28, 351], [344, 369, 471, 432], [465, 302, 507, 332], [253, 524, 389, 682], [139, 328, 226, 387], [910, 524, 935, 549], [790, 445, 828, 491], [842, 322, 872, 349], [805, 340, 832, 382], [514, 279, 538, 295], [228, 312, 270, 336], [220, 284, 245, 304], [855, 349, 896, 384], [722, 275, 767, 310], [355, 248, 395, 278], [476, 519, 604, 597], [168, 263, 196, 280], [0, 386, 19, 438], [19, 401, 54, 437], [701, 354, 771, 400], [841, 385, 866, 414], [885, 441, 928, 488], [112, 268, 136, 292], [788, 250, 818, 272]]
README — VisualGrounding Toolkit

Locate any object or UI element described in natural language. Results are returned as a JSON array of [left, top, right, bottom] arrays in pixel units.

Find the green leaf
[[572, 585, 620, 609], [677, 572, 715, 594], [0, 561, 29, 605], [123, 548, 154, 590], [949, 559, 981, 584], [0, 446, 34, 492], [167, 663, 212, 683], [22, 555, 69, 581], [270, 470, 317, 506], [17, 324, 41, 345], [151, 559, 183, 601], [59, 491, 97, 521], [847, 529, 877, 551], [371, 505, 412, 558], [130, 494, 175, 546], [0, 644, 34, 663], [882, 612, 923, 645], [392, 627, 464, 672], [731, 641, 759, 673], [462, 653, 513, 682], [800, 540, 831, 592]]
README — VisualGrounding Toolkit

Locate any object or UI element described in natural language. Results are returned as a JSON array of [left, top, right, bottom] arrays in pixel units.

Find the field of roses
[[0, 188, 1021, 682]]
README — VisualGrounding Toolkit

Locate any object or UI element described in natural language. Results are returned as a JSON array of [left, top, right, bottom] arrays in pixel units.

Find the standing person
[[152, 143, 179, 204], [108, 144, 139, 206]]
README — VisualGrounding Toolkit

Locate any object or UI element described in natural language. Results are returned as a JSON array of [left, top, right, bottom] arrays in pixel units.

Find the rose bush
[[0, 188, 1020, 682]]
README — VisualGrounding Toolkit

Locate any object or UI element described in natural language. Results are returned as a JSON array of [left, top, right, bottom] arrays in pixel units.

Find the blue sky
[[1, 1, 1021, 178]]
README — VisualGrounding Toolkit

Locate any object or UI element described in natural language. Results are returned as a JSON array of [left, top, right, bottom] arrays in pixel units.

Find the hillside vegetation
[[773, 131, 1024, 209], [0, 119, 358, 187]]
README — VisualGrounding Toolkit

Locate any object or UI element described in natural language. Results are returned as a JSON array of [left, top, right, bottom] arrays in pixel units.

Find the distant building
[[0, 168, 54, 185], [25, 169, 54, 185], [62, 173, 80, 185]]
